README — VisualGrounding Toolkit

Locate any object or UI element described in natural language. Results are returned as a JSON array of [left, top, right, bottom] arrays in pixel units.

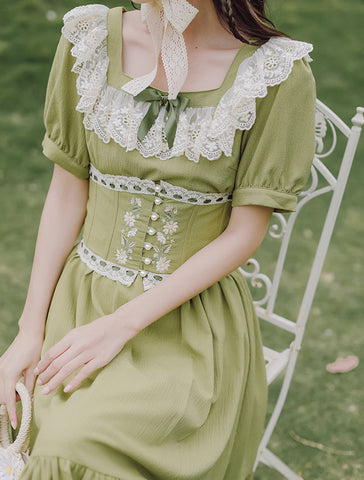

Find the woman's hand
[[0, 327, 44, 429], [34, 314, 138, 395]]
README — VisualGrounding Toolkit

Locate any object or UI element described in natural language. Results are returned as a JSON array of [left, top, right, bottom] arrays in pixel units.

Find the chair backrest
[[242, 100, 364, 344], [243, 100, 364, 479]]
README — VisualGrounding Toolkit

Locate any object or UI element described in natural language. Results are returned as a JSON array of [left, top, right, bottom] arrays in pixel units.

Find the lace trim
[[89, 164, 233, 204], [77, 239, 169, 290], [62, 5, 313, 162]]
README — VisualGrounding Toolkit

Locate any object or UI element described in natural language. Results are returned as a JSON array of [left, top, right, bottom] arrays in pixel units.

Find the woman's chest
[[85, 130, 242, 195]]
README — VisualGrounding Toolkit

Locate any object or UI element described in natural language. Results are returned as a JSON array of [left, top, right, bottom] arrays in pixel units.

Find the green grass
[[0, 1, 363, 478]]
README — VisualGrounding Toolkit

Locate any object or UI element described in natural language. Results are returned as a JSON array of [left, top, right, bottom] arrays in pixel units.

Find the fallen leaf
[[326, 355, 359, 373]]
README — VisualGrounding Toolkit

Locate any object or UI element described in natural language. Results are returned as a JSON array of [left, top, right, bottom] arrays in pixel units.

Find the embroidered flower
[[162, 221, 178, 235], [0, 450, 16, 479], [127, 227, 137, 237], [115, 196, 142, 264], [156, 257, 171, 273], [157, 232, 167, 244], [115, 249, 128, 265], [149, 205, 179, 274], [124, 211, 136, 227]]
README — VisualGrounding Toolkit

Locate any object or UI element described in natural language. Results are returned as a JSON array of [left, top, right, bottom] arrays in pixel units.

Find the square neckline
[[106, 6, 259, 107]]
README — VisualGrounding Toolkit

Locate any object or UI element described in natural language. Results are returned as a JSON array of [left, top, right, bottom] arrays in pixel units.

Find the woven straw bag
[[0, 382, 32, 479]]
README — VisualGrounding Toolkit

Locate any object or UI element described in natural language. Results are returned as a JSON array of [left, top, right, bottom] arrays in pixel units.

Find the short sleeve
[[41, 33, 90, 179], [232, 56, 316, 213]]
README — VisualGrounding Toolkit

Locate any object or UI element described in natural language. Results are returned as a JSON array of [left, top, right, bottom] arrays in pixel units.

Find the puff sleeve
[[41, 33, 90, 179], [232, 56, 316, 213]]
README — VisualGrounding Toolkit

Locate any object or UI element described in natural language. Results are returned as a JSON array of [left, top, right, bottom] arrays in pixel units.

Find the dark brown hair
[[212, 0, 292, 46]]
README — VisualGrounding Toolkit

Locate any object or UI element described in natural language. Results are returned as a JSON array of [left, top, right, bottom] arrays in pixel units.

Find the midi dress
[[19, 4, 316, 480]]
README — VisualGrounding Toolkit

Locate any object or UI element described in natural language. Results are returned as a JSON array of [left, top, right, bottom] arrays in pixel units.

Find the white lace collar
[[62, 4, 313, 163]]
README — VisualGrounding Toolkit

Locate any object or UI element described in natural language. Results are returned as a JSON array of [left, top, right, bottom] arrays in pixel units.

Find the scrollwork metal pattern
[[239, 258, 272, 307]]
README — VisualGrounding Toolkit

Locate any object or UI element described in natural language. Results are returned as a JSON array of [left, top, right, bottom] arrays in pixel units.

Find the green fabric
[[134, 88, 190, 148], [42, 34, 90, 179], [232, 56, 317, 213], [24, 5, 317, 479]]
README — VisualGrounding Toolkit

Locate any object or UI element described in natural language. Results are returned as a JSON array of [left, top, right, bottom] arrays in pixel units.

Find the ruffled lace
[[62, 4, 313, 163]]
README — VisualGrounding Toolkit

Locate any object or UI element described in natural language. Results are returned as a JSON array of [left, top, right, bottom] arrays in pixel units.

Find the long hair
[[212, 0, 292, 46]]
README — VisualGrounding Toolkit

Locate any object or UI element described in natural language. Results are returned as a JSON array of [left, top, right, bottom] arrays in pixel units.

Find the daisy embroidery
[[115, 196, 142, 264]]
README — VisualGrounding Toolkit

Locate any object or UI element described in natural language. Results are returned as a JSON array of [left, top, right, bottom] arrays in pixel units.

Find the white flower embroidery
[[124, 211, 136, 227], [150, 205, 179, 274], [0, 450, 16, 479], [162, 221, 178, 235], [115, 249, 128, 265], [157, 232, 167, 244], [115, 196, 142, 264], [156, 257, 171, 273]]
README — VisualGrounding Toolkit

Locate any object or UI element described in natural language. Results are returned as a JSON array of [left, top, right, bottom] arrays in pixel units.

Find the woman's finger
[[34, 335, 73, 375], [63, 358, 102, 393], [36, 346, 79, 386], [41, 353, 90, 395]]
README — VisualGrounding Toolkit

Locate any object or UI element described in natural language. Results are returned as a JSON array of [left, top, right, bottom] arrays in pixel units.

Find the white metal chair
[[239, 101, 364, 479]]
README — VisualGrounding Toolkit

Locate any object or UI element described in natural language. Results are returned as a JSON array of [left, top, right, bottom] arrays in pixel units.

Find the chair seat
[[263, 346, 291, 385]]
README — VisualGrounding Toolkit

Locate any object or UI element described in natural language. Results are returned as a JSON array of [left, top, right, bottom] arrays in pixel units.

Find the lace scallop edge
[[60, 4, 314, 163]]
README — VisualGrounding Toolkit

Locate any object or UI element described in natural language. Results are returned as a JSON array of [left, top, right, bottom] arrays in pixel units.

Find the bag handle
[[0, 382, 32, 454], [0, 404, 11, 448]]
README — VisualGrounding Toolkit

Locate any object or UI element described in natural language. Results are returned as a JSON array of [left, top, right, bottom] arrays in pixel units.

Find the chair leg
[[259, 448, 303, 480]]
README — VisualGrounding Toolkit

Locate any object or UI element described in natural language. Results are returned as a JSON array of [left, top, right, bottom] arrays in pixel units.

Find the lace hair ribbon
[[121, 0, 198, 100]]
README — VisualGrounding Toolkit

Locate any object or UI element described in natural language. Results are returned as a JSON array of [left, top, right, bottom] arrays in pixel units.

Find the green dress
[[20, 4, 316, 480]]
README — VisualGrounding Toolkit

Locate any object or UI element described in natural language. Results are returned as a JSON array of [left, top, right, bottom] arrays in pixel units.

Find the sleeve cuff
[[232, 187, 297, 213], [42, 134, 90, 179]]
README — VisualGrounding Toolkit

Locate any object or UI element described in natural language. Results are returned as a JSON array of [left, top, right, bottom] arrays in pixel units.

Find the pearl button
[[144, 242, 152, 250], [143, 257, 152, 265], [154, 197, 163, 205], [139, 270, 147, 277], [150, 212, 159, 221], [155, 185, 161, 192], [147, 227, 156, 235]]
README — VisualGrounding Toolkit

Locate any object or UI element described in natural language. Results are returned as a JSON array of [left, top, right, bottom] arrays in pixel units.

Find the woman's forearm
[[33, 205, 273, 396], [18, 165, 89, 335], [115, 205, 273, 336]]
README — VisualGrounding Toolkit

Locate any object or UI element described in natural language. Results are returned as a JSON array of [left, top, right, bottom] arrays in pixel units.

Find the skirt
[[19, 244, 267, 480]]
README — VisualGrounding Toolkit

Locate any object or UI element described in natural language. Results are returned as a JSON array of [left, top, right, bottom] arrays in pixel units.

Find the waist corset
[[77, 164, 233, 290]]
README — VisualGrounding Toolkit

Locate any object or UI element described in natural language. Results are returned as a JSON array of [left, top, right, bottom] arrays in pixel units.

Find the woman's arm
[[18, 164, 89, 334], [35, 204, 273, 394], [0, 164, 88, 428], [118, 204, 273, 331]]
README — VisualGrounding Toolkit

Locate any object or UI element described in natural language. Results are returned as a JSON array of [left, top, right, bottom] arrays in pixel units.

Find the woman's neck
[[183, 0, 243, 50]]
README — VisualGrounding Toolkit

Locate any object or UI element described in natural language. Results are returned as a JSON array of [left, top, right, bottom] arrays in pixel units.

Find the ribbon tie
[[121, 0, 198, 100], [135, 88, 190, 149]]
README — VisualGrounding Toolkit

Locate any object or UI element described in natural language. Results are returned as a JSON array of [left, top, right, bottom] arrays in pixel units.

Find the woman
[[0, 0, 316, 478]]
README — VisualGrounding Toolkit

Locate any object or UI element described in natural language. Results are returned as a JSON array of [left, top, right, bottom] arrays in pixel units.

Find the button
[[147, 227, 156, 235], [154, 197, 163, 205], [144, 242, 152, 250], [143, 257, 152, 265], [139, 270, 147, 277], [155, 185, 161, 192], [150, 212, 159, 221]]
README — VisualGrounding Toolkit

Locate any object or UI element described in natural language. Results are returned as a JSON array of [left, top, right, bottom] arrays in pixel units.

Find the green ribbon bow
[[135, 88, 190, 149]]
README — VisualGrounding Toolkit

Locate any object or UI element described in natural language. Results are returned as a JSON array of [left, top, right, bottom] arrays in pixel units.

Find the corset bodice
[[78, 164, 233, 290]]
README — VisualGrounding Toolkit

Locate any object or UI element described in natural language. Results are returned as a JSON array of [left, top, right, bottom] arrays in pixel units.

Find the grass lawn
[[0, 0, 363, 478]]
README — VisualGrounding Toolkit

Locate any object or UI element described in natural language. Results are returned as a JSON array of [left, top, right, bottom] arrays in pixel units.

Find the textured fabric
[[20, 5, 316, 480]]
